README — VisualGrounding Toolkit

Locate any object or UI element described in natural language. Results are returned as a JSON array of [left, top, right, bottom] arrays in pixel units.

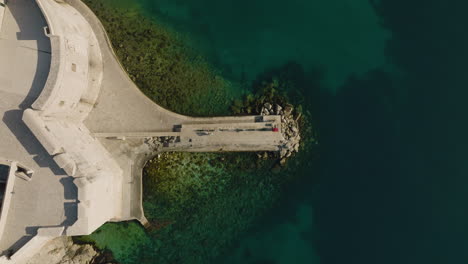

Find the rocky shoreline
[[26, 237, 116, 264], [259, 102, 301, 164]]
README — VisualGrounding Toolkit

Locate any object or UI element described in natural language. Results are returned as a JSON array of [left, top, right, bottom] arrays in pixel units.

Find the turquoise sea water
[[91, 0, 468, 263], [135, 0, 390, 91]]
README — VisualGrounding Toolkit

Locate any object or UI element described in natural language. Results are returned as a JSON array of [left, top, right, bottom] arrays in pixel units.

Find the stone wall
[[23, 0, 123, 240]]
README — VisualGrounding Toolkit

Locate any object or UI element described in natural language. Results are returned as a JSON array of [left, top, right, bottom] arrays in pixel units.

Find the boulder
[[280, 158, 287, 166], [26, 237, 99, 264], [275, 104, 283, 115], [280, 148, 287, 158], [283, 105, 293, 116], [294, 143, 300, 152]]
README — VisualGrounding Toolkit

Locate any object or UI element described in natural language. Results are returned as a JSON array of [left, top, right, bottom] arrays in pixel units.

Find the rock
[[294, 143, 300, 152], [26, 237, 99, 264], [277, 102, 302, 162], [280, 158, 287, 166], [261, 107, 270, 116], [283, 105, 293, 116], [264, 102, 272, 110], [275, 104, 282, 115], [280, 148, 287, 158]]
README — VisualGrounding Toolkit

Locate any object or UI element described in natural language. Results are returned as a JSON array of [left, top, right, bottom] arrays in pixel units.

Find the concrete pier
[[0, 0, 290, 263]]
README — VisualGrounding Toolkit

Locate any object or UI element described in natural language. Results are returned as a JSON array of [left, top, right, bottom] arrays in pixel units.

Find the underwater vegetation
[[75, 222, 153, 264], [137, 64, 317, 264], [78, 1, 317, 264], [141, 152, 281, 263], [83, 0, 234, 116], [139, 64, 317, 264]]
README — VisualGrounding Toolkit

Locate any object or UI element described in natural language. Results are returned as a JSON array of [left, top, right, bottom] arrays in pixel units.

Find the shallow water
[[86, 0, 468, 263]]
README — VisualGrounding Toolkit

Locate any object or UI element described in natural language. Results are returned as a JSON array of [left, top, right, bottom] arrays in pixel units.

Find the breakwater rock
[[260, 102, 301, 164]]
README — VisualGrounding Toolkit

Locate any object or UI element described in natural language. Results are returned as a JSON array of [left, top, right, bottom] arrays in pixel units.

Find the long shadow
[[60, 177, 78, 227], [2, 110, 64, 175], [2, 235, 33, 255], [1, 226, 38, 255], [5, 0, 51, 109], [5, 224, 61, 255]]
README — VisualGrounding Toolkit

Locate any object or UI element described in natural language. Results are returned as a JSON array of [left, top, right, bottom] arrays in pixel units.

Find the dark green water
[[92, 0, 468, 263], [130, 0, 390, 90]]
